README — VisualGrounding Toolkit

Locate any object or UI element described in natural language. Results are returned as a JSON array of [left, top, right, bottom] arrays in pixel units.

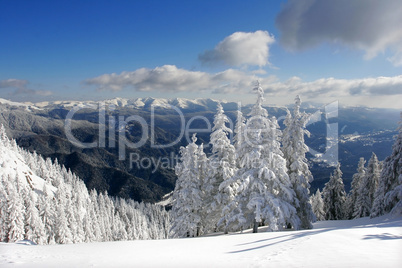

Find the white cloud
[[0, 78, 52, 96], [0, 79, 29, 89], [198, 31, 275, 67], [265, 75, 402, 97], [84, 65, 211, 92], [84, 65, 259, 93], [387, 50, 402, 67], [276, 0, 402, 65]]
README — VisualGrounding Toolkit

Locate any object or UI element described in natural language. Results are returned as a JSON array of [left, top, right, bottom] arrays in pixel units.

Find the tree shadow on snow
[[363, 233, 402, 240], [228, 228, 335, 254]]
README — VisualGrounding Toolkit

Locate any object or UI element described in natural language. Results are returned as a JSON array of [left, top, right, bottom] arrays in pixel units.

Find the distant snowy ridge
[[1, 96, 398, 113], [15, 97, 237, 110], [0, 98, 41, 112]]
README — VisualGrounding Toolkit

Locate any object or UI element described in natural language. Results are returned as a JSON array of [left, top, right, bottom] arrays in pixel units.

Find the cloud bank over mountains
[[276, 0, 402, 66], [84, 63, 402, 108]]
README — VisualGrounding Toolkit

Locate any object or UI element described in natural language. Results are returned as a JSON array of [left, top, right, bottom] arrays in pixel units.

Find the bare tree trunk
[[253, 219, 259, 233]]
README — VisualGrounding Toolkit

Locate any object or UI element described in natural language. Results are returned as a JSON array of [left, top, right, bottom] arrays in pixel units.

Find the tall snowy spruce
[[222, 82, 299, 233], [205, 103, 237, 233], [322, 163, 347, 220], [170, 134, 207, 238], [354, 153, 380, 218], [233, 106, 246, 163], [348, 157, 366, 219], [217, 106, 244, 233], [5, 176, 25, 242], [371, 112, 402, 217], [23, 188, 46, 244], [282, 95, 315, 229]]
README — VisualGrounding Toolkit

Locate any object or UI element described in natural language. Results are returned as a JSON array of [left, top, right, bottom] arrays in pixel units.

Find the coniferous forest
[[170, 83, 402, 238]]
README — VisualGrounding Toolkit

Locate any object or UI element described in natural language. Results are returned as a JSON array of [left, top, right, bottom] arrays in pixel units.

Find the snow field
[[1, 215, 401, 268]]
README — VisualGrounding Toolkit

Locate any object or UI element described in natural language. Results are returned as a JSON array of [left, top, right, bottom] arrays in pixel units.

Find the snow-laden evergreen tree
[[354, 174, 372, 218], [386, 175, 402, 215], [65, 197, 80, 243], [282, 95, 315, 229], [367, 153, 381, 205], [216, 106, 245, 233], [222, 82, 299, 233], [170, 134, 206, 237], [0, 124, 9, 147], [23, 187, 46, 244], [83, 195, 96, 242], [196, 143, 211, 232], [88, 189, 102, 241], [54, 183, 73, 244], [347, 157, 366, 219], [354, 153, 381, 218], [206, 103, 237, 233], [0, 175, 8, 242], [69, 179, 86, 243], [372, 112, 402, 217], [323, 163, 347, 220], [6, 175, 25, 242], [100, 192, 114, 241], [233, 107, 246, 164], [310, 189, 325, 221]]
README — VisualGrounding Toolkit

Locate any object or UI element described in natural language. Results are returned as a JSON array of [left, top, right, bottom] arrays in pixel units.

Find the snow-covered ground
[[1, 215, 401, 267]]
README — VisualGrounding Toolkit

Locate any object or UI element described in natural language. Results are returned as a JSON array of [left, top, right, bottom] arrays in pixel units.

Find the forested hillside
[[0, 126, 169, 244]]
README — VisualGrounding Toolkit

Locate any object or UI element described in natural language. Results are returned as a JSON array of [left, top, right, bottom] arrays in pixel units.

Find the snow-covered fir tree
[[54, 183, 73, 244], [170, 134, 207, 237], [0, 176, 9, 242], [205, 103, 237, 233], [371, 112, 402, 217], [196, 143, 211, 232], [345, 157, 366, 219], [23, 188, 46, 245], [282, 95, 315, 229], [233, 106, 246, 162], [5, 175, 25, 242], [221, 82, 299, 233], [39, 184, 56, 244], [322, 163, 347, 220], [347, 157, 366, 219], [354, 153, 380, 218], [310, 189, 325, 221], [367, 153, 381, 206]]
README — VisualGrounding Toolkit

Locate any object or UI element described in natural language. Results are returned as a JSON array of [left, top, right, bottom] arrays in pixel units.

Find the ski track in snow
[[0, 215, 401, 267]]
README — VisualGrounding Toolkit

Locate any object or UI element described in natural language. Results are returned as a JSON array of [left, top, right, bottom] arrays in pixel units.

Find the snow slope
[[1, 215, 401, 267], [0, 139, 56, 195]]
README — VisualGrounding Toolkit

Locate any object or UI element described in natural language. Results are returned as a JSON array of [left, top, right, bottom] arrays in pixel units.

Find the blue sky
[[0, 0, 401, 108]]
